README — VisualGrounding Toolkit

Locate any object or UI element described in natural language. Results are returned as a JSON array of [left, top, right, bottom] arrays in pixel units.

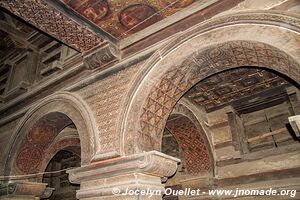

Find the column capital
[[67, 151, 180, 200], [68, 151, 180, 183]]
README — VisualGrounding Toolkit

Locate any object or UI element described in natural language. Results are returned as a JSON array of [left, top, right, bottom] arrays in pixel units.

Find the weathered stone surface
[[76, 62, 143, 158], [67, 151, 179, 200]]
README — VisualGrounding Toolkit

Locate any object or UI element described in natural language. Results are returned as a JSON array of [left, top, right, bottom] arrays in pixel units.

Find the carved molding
[[68, 151, 180, 184], [67, 151, 179, 199], [0, 0, 104, 52], [83, 43, 119, 70]]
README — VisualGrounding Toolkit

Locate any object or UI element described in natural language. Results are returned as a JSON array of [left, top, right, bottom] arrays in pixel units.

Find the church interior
[[0, 0, 300, 199]]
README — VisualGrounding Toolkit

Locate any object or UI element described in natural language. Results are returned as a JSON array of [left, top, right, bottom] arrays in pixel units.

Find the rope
[[0, 167, 76, 180]]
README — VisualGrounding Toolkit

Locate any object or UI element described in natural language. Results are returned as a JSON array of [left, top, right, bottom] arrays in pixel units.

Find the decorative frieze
[[83, 43, 119, 70]]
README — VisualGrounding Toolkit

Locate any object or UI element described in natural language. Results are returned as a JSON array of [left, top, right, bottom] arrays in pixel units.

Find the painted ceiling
[[186, 68, 291, 113], [61, 0, 195, 39]]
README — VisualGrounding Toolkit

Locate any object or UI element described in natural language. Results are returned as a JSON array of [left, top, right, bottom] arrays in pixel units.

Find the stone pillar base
[[68, 151, 180, 200]]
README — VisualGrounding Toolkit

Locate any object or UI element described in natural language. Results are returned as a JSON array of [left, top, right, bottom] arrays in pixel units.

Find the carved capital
[[67, 151, 180, 200], [83, 43, 120, 70], [68, 151, 179, 183]]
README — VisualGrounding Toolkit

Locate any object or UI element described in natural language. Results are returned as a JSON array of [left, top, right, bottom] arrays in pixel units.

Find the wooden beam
[[246, 128, 288, 143], [43, 0, 118, 46], [0, 0, 103, 52]]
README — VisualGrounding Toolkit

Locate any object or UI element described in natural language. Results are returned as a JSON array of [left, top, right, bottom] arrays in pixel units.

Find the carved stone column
[[67, 151, 180, 200], [0, 182, 53, 200]]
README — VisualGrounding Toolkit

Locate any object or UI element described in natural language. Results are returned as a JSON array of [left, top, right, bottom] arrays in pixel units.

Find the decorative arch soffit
[[167, 101, 215, 176], [171, 99, 214, 162], [121, 11, 300, 155], [5, 92, 99, 176]]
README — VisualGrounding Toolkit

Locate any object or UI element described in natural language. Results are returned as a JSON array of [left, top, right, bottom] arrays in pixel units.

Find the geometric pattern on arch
[[166, 115, 211, 175], [0, 0, 103, 51], [140, 41, 300, 150]]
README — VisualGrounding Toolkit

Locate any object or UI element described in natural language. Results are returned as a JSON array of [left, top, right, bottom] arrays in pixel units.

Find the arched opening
[[123, 12, 300, 154], [162, 113, 214, 200], [7, 111, 82, 199], [43, 149, 80, 200], [122, 40, 298, 156], [2, 92, 98, 199], [163, 114, 213, 177], [122, 15, 300, 194], [14, 113, 73, 175], [159, 66, 300, 198], [5, 92, 98, 181], [136, 41, 300, 153], [185, 67, 300, 153]]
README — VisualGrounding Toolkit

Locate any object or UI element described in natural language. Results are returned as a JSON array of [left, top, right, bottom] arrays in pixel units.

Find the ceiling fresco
[[186, 68, 291, 113], [16, 113, 73, 173], [61, 0, 195, 39]]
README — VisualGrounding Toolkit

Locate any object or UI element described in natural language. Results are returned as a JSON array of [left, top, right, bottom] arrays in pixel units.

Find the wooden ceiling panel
[[61, 0, 195, 39], [186, 68, 292, 113]]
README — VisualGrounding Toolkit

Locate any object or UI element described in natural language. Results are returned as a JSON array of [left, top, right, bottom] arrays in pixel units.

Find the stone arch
[[172, 98, 214, 162], [39, 133, 81, 181], [122, 11, 300, 155], [4, 92, 99, 178], [164, 101, 214, 176]]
